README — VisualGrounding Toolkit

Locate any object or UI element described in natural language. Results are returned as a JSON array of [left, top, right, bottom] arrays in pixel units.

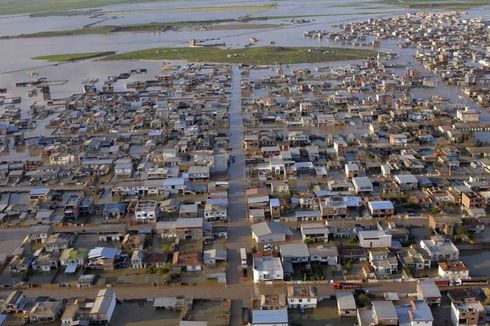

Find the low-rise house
[[279, 243, 310, 264], [28, 301, 63, 323], [396, 300, 434, 326], [203, 249, 227, 266], [336, 291, 356, 317], [131, 250, 145, 269], [90, 289, 116, 324], [145, 252, 167, 268], [59, 248, 88, 267], [135, 200, 159, 223], [251, 221, 292, 244], [27, 225, 53, 243], [394, 174, 418, 191], [438, 261, 469, 280], [420, 236, 459, 262], [300, 223, 328, 242], [417, 280, 442, 306], [156, 218, 203, 240], [171, 252, 202, 272], [287, 285, 317, 309], [253, 256, 283, 283], [44, 233, 75, 252], [398, 245, 431, 270], [368, 201, 395, 218], [32, 251, 60, 272], [179, 203, 199, 218], [358, 229, 392, 248], [97, 224, 127, 242], [251, 308, 288, 326], [2, 290, 25, 313], [87, 247, 123, 270], [357, 301, 398, 326], [309, 245, 338, 265], [450, 301, 483, 326], [428, 215, 463, 236], [352, 176, 373, 194], [260, 293, 287, 310]]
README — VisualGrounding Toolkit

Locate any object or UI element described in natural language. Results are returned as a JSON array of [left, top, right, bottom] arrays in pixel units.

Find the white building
[[287, 286, 317, 309], [253, 256, 283, 283], [134, 200, 159, 223], [420, 236, 459, 262], [358, 229, 392, 248], [438, 261, 469, 280]]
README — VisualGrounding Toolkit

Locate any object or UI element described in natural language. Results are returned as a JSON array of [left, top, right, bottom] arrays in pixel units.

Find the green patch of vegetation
[[32, 51, 115, 62], [378, 0, 489, 9], [101, 46, 377, 65]]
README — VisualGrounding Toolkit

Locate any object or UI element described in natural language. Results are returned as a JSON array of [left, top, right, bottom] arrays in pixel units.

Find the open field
[[32, 51, 115, 62], [101, 46, 378, 65]]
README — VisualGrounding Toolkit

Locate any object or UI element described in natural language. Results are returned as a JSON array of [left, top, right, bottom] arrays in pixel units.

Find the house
[[428, 215, 463, 236], [394, 174, 418, 191], [131, 250, 145, 269], [309, 245, 338, 265], [59, 248, 88, 267], [396, 300, 434, 326], [251, 308, 288, 326], [171, 252, 202, 272], [2, 290, 25, 313], [358, 229, 392, 248], [450, 300, 483, 326], [29, 188, 51, 201], [145, 252, 167, 268], [32, 252, 60, 272], [336, 291, 357, 317], [203, 249, 227, 266], [188, 166, 210, 181], [156, 218, 203, 240], [28, 301, 63, 323], [87, 247, 122, 270], [102, 202, 127, 219], [179, 203, 198, 218], [417, 280, 441, 306], [438, 261, 470, 280], [398, 245, 431, 270], [352, 177, 373, 194], [300, 223, 328, 242], [420, 236, 459, 262], [279, 243, 310, 264], [345, 163, 360, 178], [287, 286, 317, 309], [135, 200, 159, 223], [358, 301, 398, 326], [389, 133, 408, 145], [260, 293, 287, 310], [44, 233, 75, 252], [253, 256, 283, 283], [204, 202, 227, 221], [90, 289, 116, 324], [251, 221, 292, 244], [27, 225, 53, 243], [163, 177, 186, 194], [97, 224, 127, 242], [368, 201, 395, 218]]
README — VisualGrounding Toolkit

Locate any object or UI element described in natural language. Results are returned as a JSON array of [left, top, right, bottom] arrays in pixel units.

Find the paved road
[[226, 65, 251, 325]]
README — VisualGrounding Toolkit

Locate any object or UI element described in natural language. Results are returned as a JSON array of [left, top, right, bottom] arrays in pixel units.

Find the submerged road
[[226, 65, 251, 325]]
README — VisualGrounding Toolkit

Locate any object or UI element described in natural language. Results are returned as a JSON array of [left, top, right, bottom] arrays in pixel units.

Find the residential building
[[287, 285, 317, 309]]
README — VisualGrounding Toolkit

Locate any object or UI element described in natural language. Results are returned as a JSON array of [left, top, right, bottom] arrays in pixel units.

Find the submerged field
[[32, 51, 115, 62], [100, 46, 378, 65], [378, 0, 490, 9]]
